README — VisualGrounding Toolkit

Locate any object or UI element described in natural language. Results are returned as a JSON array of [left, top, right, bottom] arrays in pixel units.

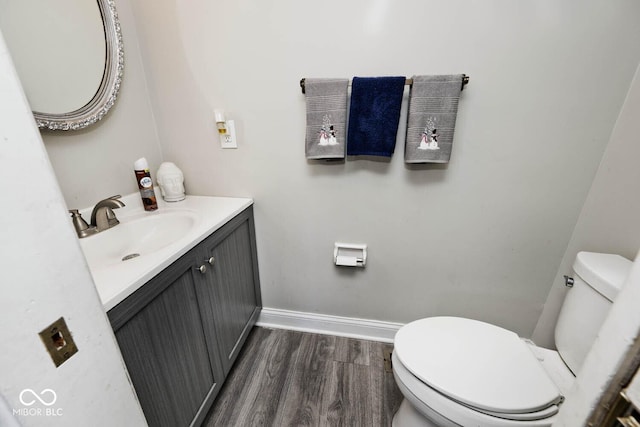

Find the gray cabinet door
[[111, 254, 220, 427], [108, 205, 261, 426], [196, 207, 262, 375]]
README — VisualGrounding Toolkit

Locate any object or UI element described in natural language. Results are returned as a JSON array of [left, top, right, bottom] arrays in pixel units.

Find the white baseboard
[[256, 307, 403, 343]]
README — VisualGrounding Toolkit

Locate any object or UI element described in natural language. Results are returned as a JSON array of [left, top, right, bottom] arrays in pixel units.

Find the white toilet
[[392, 252, 632, 427]]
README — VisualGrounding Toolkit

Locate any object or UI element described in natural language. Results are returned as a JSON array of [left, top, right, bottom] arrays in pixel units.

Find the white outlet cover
[[220, 119, 237, 149]]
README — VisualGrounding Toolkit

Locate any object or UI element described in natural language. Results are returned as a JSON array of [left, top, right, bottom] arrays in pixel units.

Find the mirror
[[0, 0, 124, 131]]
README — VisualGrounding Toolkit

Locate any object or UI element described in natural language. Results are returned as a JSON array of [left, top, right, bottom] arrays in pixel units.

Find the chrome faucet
[[91, 195, 125, 232], [69, 195, 125, 238]]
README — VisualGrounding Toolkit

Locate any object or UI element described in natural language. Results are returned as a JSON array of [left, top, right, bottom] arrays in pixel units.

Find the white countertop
[[79, 194, 253, 311]]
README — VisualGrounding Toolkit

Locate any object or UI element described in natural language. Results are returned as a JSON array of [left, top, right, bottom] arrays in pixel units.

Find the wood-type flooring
[[204, 327, 403, 427]]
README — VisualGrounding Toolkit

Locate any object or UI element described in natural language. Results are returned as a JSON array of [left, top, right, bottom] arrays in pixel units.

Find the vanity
[[83, 194, 262, 427], [4, 1, 260, 423], [4, 0, 261, 422]]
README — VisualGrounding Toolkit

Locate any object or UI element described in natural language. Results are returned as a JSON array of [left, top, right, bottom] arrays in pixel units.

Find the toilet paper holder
[[334, 243, 367, 267]]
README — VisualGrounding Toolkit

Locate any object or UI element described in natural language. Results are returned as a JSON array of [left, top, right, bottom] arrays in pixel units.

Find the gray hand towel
[[305, 78, 349, 160], [405, 75, 464, 163]]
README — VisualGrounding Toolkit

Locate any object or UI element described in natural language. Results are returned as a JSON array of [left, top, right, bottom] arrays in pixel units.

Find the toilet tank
[[555, 252, 632, 375]]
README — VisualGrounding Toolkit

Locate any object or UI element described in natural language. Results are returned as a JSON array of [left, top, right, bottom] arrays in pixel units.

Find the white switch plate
[[220, 119, 237, 149]]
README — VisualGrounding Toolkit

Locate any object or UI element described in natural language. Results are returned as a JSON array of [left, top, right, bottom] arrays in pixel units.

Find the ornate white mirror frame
[[35, 0, 124, 131]]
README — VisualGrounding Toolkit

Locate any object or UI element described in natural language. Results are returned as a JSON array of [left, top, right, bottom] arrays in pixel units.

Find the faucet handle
[[69, 209, 89, 229], [107, 195, 122, 200], [69, 209, 97, 238]]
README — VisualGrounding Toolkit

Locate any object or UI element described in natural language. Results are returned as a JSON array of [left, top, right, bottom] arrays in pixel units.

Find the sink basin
[[80, 209, 200, 270], [77, 194, 253, 311]]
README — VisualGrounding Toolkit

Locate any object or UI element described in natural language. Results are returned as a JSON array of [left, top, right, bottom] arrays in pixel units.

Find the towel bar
[[300, 75, 469, 94]]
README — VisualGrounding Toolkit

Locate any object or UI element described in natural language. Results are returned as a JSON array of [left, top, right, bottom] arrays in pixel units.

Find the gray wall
[[126, 0, 640, 337], [533, 64, 640, 347]]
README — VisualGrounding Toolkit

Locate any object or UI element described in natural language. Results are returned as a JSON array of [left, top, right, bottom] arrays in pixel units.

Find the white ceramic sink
[[80, 209, 200, 270], [78, 194, 253, 311]]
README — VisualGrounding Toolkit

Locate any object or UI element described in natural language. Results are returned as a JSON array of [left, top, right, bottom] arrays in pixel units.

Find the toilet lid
[[394, 317, 562, 415]]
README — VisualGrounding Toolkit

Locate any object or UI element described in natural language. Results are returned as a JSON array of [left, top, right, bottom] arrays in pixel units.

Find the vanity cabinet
[[108, 206, 262, 427]]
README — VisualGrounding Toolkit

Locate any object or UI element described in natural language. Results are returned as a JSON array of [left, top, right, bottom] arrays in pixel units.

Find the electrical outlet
[[39, 317, 78, 367], [220, 119, 238, 149]]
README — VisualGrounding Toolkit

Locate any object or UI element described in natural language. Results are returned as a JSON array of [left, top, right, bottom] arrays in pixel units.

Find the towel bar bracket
[[300, 75, 469, 94]]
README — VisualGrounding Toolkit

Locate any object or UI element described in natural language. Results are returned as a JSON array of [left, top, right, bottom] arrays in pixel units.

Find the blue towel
[[347, 76, 406, 157]]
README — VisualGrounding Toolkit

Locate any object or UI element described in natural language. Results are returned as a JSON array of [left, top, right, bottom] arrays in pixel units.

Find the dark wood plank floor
[[204, 327, 403, 427]]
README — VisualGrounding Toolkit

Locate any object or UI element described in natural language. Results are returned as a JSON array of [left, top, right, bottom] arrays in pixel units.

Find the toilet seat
[[392, 351, 559, 427], [394, 317, 563, 419]]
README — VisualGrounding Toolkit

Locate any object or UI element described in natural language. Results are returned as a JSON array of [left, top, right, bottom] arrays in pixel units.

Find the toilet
[[392, 252, 632, 427]]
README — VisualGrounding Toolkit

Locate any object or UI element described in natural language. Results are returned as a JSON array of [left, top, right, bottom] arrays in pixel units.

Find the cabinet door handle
[[207, 256, 215, 265], [197, 265, 207, 274]]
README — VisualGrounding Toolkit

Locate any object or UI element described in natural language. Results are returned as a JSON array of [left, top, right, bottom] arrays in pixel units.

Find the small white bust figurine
[[156, 162, 186, 202]]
